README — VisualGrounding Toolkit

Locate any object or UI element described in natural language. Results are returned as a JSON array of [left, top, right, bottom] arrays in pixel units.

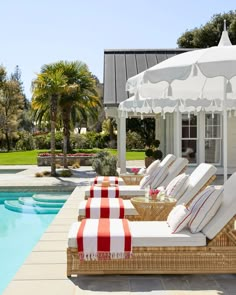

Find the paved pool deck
[[2, 164, 236, 295]]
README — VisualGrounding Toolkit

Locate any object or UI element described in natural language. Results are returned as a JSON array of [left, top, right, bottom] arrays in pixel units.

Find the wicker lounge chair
[[67, 173, 236, 276], [79, 163, 216, 220], [85, 157, 188, 200]]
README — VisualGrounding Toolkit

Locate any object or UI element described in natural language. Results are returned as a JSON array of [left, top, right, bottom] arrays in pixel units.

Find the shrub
[[35, 172, 43, 177], [152, 139, 160, 148], [92, 151, 118, 176], [34, 134, 50, 149], [59, 169, 72, 177], [15, 131, 35, 151], [153, 149, 163, 160], [42, 170, 51, 176], [72, 161, 80, 169], [126, 130, 145, 150], [145, 148, 153, 157]]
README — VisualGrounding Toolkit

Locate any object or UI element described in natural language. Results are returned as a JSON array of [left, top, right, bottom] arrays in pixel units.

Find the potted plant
[[144, 148, 154, 168], [152, 139, 163, 160]]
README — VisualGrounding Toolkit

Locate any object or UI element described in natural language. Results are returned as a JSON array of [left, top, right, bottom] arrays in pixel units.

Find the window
[[181, 114, 197, 164], [205, 114, 221, 164]]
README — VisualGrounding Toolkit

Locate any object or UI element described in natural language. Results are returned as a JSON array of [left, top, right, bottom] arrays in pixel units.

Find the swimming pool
[[0, 191, 70, 294], [0, 169, 25, 174]]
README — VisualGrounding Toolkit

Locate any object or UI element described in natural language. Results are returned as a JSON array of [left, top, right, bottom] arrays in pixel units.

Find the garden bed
[[37, 153, 95, 166]]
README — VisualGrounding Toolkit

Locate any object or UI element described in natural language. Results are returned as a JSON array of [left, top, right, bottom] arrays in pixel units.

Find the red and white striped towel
[[90, 185, 119, 198], [93, 176, 119, 185], [77, 218, 132, 260], [85, 198, 124, 218]]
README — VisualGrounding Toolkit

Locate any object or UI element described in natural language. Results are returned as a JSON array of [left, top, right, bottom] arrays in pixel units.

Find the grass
[[0, 149, 145, 165]]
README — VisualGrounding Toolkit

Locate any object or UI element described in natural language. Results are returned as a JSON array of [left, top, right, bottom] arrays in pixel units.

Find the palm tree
[[32, 68, 67, 176], [32, 61, 100, 170], [56, 61, 100, 167]]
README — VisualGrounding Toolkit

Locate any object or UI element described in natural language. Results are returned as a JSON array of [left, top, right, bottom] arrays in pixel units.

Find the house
[[103, 49, 236, 175]]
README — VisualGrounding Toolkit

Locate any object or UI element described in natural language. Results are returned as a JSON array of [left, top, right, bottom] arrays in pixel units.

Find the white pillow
[[167, 205, 192, 233], [188, 186, 223, 233], [139, 175, 151, 189], [150, 166, 168, 189], [146, 160, 160, 176], [165, 173, 189, 200]]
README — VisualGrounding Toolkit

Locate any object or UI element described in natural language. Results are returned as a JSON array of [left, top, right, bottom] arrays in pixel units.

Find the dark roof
[[103, 48, 194, 107]]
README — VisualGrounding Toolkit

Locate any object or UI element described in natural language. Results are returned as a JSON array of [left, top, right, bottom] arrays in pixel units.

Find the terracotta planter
[[145, 156, 155, 168]]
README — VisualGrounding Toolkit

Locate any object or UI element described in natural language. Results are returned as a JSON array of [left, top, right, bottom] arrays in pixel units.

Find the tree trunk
[[62, 106, 71, 168], [5, 132, 10, 152], [50, 94, 57, 177]]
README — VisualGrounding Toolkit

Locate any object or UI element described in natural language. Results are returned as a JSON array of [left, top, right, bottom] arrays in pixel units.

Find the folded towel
[[77, 218, 132, 260], [85, 198, 124, 218], [90, 185, 119, 198], [93, 176, 120, 185]]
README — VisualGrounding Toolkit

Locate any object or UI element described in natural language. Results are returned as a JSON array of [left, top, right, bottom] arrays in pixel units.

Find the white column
[[116, 117, 120, 167], [119, 115, 126, 174], [199, 112, 205, 164], [174, 110, 181, 157], [223, 78, 228, 183]]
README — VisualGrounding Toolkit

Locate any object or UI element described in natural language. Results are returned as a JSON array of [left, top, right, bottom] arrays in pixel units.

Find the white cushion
[[160, 154, 176, 167], [165, 173, 189, 200], [146, 160, 160, 176], [177, 163, 217, 205], [202, 173, 236, 240], [68, 221, 206, 248], [188, 186, 223, 233], [161, 157, 189, 187], [78, 199, 138, 217], [139, 175, 151, 189], [150, 166, 168, 189], [167, 205, 192, 233]]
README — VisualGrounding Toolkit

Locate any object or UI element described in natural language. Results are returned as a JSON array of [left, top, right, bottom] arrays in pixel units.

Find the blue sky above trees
[[0, 0, 235, 99]]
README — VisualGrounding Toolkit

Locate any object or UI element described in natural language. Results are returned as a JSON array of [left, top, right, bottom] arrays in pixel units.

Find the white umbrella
[[125, 22, 236, 182]]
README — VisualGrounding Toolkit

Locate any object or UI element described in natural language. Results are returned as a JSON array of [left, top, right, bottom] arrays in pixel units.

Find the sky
[[0, 0, 235, 99]]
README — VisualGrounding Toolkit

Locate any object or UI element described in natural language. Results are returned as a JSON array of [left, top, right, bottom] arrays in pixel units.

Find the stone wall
[[37, 156, 94, 166]]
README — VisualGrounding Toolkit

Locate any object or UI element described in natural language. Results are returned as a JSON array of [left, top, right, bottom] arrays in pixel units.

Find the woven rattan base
[[67, 216, 236, 276], [67, 246, 236, 276], [120, 174, 144, 185]]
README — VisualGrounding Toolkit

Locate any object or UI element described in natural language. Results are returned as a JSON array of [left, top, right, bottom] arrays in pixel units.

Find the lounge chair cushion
[[167, 205, 192, 233], [68, 221, 206, 248], [139, 175, 152, 189], [188, 186, 223, 233], [161, 157, 189, 187], [150, 166, 169, 189], [78, 199, 138, 217], [165, 173, 189, 200], [202, 173, 236, 240], [177, 163, 217, 205], [146, 159, 160, 176]]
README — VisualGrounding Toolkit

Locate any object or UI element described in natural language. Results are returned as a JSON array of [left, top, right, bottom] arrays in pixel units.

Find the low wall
[[37, 156, 94, 166]]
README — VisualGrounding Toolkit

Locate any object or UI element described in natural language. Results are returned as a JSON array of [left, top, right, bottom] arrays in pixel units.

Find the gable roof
[[103, 48, 193, 107]]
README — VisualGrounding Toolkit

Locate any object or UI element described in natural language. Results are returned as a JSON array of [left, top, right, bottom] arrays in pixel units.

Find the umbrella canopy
[[122, 22, 236, 182]]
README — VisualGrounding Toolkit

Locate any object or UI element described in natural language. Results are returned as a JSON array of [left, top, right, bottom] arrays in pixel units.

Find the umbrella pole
[[223, 78, 228, 183]]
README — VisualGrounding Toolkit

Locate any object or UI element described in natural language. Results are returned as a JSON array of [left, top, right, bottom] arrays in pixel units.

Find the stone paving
[[1, 163, 235, 295]]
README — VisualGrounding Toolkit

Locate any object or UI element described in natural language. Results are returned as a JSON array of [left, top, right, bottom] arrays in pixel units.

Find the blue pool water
[[0, 191, 70, 294]]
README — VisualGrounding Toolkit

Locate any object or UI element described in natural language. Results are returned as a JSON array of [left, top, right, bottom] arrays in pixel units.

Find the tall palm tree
[[32, 61, 100, 170], [32, 68, 67, 176]]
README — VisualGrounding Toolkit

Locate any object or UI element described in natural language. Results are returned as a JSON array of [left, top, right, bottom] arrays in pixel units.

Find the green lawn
[[0, 149, 145, 165]]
